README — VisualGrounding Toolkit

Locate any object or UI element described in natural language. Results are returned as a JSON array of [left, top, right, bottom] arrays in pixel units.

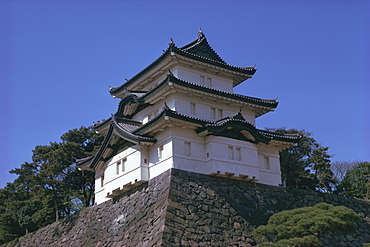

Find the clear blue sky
[[1, 1, 369, 189]]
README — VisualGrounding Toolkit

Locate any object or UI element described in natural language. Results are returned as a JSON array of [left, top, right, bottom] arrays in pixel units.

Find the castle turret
[[77, 32, 300, 205]]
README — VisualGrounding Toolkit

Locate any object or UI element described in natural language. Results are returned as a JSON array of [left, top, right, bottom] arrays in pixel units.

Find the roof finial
[[198, 28, 203, 39], [169, 37, 175, 45]]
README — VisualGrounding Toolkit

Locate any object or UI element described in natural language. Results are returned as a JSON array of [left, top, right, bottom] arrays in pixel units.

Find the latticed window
[[264, 156, 270, 170], [200, 75, 205, 85], [190, 103, 196, 115], [158, 145, 164, 160], [211, 107, 216, 119], [185, 142, 191, 156], [228, 146, 234, 160], [236, 147, 241, 161], [218, 109, 223, 118], [122, 158, 126, 172], [116, 160, 121, 175], [101, 174, 104, 188], [207, 77, 212, 87]]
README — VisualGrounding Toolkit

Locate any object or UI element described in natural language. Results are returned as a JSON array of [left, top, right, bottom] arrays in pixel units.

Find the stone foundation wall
[[165, 169, 370, 246], [3, 169, 370, 247]]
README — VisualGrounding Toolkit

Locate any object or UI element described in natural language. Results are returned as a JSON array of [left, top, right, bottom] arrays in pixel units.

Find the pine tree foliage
[[268, 128, 335, 192], [335, 162, 370, 200], [0, 126, 103, 244], [252, 203, 360, 247]]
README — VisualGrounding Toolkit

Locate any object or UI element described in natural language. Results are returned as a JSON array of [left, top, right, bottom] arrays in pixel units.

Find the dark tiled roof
[[160, 73, 278, 108], [77, 117, 156, 170], [112, 116, 155, 143], [259, 129, 301, 142], [75, 155, 95, 167], [80, 106, 299, 171], [135, 106, 299, 144], [179, 30, 226, 64], [109, 32, 256, 97], [109, 73, 277, 121]]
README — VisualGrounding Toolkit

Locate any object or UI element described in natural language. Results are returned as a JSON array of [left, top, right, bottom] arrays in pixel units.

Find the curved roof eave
[[172, 46, 256, 76], [109, 37, 256, 97], [111, 117, 156, 144], [159, 73, 278, 108], [76, 155, 95, 170], [259, 129, 301, 143], [196, 119, 271, 144], [83, 118, 157, 171], [109, 46, 173, 96], [133, 106, 207, 135]]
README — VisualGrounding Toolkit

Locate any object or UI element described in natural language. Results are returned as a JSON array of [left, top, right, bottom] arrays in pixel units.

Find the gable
[[179, 31, 226, 64]]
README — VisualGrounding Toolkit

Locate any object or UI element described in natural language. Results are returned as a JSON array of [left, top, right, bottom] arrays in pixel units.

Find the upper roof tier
[[109, 31, 257, 98]]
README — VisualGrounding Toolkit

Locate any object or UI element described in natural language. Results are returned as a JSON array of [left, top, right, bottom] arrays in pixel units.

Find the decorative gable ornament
[[77, 32, 300, 205]]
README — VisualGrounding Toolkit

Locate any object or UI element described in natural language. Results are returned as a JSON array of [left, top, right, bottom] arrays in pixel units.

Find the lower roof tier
[[77, 106, 300, 171]]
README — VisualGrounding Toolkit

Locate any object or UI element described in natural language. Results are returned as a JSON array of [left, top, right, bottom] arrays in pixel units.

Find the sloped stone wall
[[3, 170, 172, 247], [164, 169, 370, 246], [3, 169, 370, 247]]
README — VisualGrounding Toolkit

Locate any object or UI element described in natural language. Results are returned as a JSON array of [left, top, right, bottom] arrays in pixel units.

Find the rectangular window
[[184, 142, 191, 156], [122, 158, 126, 172], [236, 147, 241, 161], [211, 107, 216, 119], [218, 109, 223, 119], [207, 77, 212, 88], [101, 174, 104, 188], [200, 75, 205, 86], [190, 103, 196, 115], [264, 156, 270, 170], [158, 145, 164, 160], [228, 146, 234, 160], [116, 160, 121, 175]]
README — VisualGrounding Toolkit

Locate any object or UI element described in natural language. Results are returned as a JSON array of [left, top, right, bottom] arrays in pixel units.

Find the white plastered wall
[[257, 144, 282, 186], [173, 93, 256, 125], [94, 145, 149, 204], [172, 67, 234, 93]]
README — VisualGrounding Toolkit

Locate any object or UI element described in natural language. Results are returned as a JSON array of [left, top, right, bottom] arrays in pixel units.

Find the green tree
[[335, 162, 370, 200], [253, 203, 360, 247], [268, 128, 335, 192], [0, 126, 103, 244]]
